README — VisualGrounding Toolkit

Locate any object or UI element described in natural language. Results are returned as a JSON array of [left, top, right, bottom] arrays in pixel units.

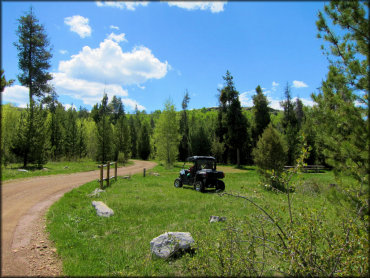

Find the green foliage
[[113, 115, 131, 163], [153, 99, 180, 167], [280, 83, 300, 166], [178, 90, 191, 161], [14, 7, 53, 101], [313, 0, 369, 216], [0, 69, 14, 93], [138, 121, 151, 160], [1, 104, 20, 165], [11, 104, 49, 167], [252, 85, 271, 149], [217, 71, 251, 166], [252, 123, 287, 190]]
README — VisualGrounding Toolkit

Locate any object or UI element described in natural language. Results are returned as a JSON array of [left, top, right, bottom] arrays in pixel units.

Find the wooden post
[[143, 168, 146, 177], [107, 161, 110, 187], [115, 162, 118, 181], [100, 165, 103, 189]]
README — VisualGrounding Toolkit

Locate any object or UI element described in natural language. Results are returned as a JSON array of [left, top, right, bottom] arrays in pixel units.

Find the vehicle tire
[[194, 181, 204, 192], [216, 180, 225, 191], [174, 178, 183, 188]]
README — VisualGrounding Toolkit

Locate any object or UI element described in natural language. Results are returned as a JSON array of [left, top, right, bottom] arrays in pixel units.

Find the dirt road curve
[[1, 160, 157, 276]]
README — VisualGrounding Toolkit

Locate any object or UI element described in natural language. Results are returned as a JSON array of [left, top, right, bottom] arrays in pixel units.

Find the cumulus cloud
[[58, 36, 169, 85], [96, 1, 149, 10], [110, 25, 119, 30], [167, 1, 226, 13], [2, 85, 29, 107], [107, 32, 127, 43], [60, 49, 68, 55], [292, 80, 308, 88], [64, 15, 92, 38]]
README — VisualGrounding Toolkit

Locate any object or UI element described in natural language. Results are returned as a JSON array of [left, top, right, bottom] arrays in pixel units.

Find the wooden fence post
[[107, 161, 110, 187], [115, 162, 117, 181], [143, 168, 146, 177], [100, 165, 103, 189]]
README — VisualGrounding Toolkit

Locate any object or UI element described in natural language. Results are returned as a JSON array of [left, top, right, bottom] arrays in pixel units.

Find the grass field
[[46, 162, 358, 276], [1, 160, 133, 182]]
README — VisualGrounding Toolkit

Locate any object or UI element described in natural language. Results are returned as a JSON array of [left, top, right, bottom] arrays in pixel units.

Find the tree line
[[1, 1, 368, 198]]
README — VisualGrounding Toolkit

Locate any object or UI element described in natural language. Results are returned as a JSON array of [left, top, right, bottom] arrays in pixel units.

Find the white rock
[[92, 201, 114, 217], [150, 232, 194, 259], [17, 169, 28, 172], [209, 216, 227, 223]]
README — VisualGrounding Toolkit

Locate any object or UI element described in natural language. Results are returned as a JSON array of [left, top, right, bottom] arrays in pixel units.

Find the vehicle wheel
[[174, 178, 183, 188], [216, 180, 225, 191], [194, 181, 204, 192]]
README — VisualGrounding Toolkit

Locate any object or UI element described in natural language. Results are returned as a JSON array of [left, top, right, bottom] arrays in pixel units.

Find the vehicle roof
[[187, 156, 215, 161]]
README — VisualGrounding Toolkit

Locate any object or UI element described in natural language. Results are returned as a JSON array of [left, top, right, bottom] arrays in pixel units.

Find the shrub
[[252, 123, 287, 190]]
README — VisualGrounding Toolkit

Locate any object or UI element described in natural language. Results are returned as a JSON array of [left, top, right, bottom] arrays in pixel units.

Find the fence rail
[[283, 165, 327, 173], [98, 161, 118, 188]]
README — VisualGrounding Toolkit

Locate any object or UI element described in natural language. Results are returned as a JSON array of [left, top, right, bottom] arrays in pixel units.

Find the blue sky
[[2, 1, 330, 113]]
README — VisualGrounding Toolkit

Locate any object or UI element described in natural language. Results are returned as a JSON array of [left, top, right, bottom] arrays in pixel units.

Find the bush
[[252, 123, 287, 191]]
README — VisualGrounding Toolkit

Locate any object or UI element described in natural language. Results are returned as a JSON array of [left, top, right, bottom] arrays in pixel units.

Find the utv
[[174, 156, 225, 192]]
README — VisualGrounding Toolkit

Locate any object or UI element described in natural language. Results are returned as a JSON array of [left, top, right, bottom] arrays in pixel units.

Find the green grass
[[1, 159, 134, 182], [46, 163, 351, 276]]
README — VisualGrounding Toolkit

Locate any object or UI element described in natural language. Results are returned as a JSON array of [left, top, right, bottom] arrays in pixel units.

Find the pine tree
[[138, 122, 151, 160], [64, 107, 78, 160], [280, 83, 300, 166], [252, 123, 287, 190], [1, 69, 14, 92], [217, 71, 250, 166], [314, 0, 368, 198], [14, 8, 53, 167], [94, 94, 113, 163], [252, 85, 271, 149]]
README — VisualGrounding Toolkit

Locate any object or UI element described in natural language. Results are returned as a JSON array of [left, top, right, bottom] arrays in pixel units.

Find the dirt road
[[1, 160, 157, 276]]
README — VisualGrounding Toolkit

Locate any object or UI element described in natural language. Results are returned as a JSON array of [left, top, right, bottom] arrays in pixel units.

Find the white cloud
[[60, 49, 68, 55], [52, 72, 128, 105], [51, 72, 145, 110], [64, 15, 92, 38], [96, 1, 149, 10], [272, 81, 279, 87], [58, 36, 169, 85], [110, 25, 119, 30], [167, 1, 226, 13], [2, 85, 29, 107], [107, 32, 127, 43], [292, 80, 308, 88]]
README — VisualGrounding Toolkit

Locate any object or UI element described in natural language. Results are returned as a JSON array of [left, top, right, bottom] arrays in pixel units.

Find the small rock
[[43, 246, 48, 249], [12, 249, 18, 253], [122, 175, 131, 179], [88, 188, 105, 197], [42, 168, 48, 171], [209, 216, 227, 223], [92, 201, 114, 217], [51, 248, 57, 253], [17, 169, 28, 172], [150, 232, 195, 259], [64, 166, 69, 169], [36, 245, 41, 249], [40, 240, 45, 243]]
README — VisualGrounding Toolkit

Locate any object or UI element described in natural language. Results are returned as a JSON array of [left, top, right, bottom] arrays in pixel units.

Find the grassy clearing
[[1, 160, 133, 182], [46, 162, 349, 276]]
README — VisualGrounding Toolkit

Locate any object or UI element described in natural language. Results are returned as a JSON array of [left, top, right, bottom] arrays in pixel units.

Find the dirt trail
[[1, 160, 157, 276]]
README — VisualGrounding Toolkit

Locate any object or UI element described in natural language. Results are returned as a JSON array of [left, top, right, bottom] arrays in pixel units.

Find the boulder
[[92, 201, 114, 217], [88, 188, 105, 197], [150, 232, 195, 259], [209, 216, 227, 223]]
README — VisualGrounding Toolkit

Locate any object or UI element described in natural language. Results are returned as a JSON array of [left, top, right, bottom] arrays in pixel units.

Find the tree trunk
[[237, 148, 240, 168]]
